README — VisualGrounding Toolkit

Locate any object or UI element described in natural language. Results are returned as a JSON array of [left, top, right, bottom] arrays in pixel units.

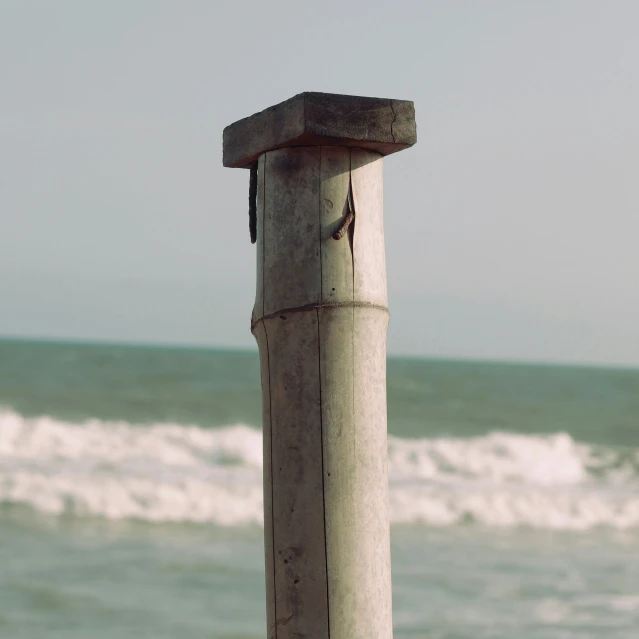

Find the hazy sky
[[1, 1, 637, 366]]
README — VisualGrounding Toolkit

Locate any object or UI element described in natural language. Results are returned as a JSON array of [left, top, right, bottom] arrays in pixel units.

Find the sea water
[[0, 339, 637, 638]]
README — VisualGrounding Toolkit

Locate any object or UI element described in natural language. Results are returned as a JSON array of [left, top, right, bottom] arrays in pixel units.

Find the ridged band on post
[[223, 92, 416, 639]]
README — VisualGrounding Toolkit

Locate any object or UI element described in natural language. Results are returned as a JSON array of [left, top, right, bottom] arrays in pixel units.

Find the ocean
[[0, 338, 637, 638]]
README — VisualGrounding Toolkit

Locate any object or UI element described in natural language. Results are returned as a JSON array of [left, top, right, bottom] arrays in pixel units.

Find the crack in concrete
[[389, 100, 398, 143]]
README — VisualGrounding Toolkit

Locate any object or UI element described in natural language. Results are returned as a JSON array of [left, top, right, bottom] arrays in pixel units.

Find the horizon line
[[1, 333, 637, 373]]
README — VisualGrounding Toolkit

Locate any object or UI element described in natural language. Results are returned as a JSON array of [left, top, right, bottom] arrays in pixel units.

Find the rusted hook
[[332, 181, 355, 240]]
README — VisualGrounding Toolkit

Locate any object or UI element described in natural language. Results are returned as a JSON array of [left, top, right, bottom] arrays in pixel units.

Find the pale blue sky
[[1, 0, 637, 366]]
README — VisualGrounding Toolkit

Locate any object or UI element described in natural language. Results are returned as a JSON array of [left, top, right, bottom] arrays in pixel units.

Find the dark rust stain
[[248, 161, 257, 244]]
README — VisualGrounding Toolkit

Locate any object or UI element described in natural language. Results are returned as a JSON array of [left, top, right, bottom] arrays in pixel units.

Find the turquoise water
[[0, 339, 638, 638]]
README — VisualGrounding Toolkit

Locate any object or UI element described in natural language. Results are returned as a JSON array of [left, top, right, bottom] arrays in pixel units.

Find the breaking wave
[[1, 407, 637, 530]]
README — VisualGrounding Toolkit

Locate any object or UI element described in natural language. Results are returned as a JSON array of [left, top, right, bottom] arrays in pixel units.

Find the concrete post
[[223, 92, 416, 639]]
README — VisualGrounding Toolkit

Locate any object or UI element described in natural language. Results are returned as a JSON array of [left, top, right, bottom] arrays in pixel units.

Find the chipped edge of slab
[[223, 92, 416, 168]]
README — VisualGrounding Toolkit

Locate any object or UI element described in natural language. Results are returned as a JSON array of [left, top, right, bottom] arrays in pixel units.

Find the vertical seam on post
[[317, 147, 331, 639], [349, 149, 356, 279], [262, 153, 277, 639], [265, 324, 278, 639], [318, 147, 323, 298], [350, 148, 356, 304], [262, 153, 267, 319], [316, 307, 330, 639], [350, 150, 356, 605]]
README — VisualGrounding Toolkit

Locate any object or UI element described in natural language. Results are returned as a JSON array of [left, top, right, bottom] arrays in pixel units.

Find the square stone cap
[[223, 91, 416, 168]]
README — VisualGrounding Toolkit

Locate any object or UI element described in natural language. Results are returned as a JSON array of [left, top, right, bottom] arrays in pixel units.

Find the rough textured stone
[[223, 92, 416, 168]]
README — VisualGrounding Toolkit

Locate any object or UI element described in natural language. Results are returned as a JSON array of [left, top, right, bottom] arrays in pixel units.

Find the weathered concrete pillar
[[223, 92, 416, 639]]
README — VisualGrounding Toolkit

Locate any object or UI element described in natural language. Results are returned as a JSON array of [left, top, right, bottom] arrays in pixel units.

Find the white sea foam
[[1, 407, 637, 530]]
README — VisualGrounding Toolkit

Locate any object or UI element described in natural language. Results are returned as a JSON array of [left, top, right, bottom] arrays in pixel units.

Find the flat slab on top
[[223, 92, 416, 168]]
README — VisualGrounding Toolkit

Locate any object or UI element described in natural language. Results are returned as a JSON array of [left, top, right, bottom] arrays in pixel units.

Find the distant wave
[[1, 407, 637, 530]]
